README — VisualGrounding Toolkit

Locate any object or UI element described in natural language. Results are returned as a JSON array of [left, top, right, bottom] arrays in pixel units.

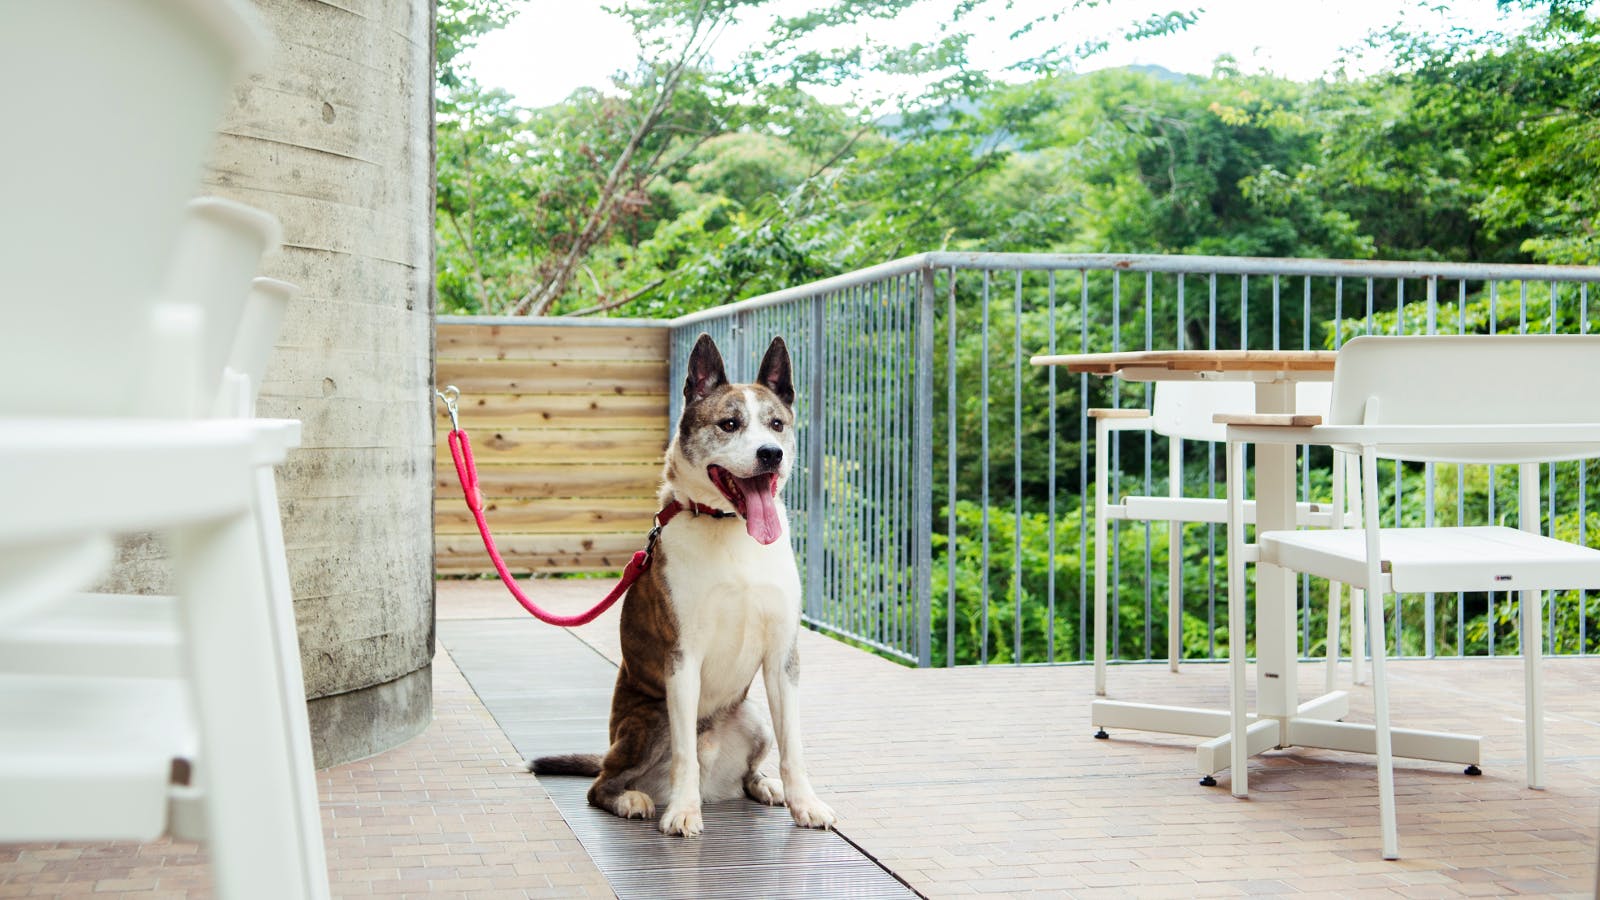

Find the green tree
[[434, 0, 1203, 316], [1393, 2, 1600, 264]]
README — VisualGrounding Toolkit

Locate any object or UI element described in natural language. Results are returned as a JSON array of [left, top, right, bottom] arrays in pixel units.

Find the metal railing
[[667, 252, 1600, 667], [669, 265, 936, 665]]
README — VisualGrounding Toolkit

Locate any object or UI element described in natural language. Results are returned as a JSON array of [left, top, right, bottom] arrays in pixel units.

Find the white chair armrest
[[247, 418, 302, 465], [1089, 408, 1155, 433]]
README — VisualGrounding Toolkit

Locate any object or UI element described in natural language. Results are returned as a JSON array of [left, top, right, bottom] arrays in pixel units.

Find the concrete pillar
[[208, 0, 436, 766]]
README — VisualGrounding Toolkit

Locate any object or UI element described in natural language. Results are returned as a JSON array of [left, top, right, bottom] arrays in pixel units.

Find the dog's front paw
[[614, 790, 656, 819], [787, 794, 837, 830], [659, 802, 704, 837], [745, 775, 785, 806]]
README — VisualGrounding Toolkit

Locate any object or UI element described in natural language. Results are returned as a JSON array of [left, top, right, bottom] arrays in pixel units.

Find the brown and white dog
[[530, 333, 836, 837]]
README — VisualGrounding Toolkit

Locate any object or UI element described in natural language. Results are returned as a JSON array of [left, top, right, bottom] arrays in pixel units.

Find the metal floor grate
[[440, 619, 920, 900]]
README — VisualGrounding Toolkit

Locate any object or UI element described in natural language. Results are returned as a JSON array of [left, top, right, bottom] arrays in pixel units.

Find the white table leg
[[1252, 381, 1299, 722]]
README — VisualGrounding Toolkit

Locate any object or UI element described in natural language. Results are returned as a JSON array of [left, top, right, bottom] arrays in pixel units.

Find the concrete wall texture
[[98, 0, 438, 766], [228, 0, 437, 766]]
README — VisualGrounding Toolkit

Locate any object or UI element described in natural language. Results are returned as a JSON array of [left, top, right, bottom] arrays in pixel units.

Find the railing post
[[914, 267, 936, 667], [806, 294, 827, 624], [732, 311, 747, 378], [667, 327, 683, 428]]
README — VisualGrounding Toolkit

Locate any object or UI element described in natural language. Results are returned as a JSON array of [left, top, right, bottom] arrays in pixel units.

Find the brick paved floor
[[0, 580, 610, 900], [4, 576, 1598, 898], [483, 579, 1600, 899]]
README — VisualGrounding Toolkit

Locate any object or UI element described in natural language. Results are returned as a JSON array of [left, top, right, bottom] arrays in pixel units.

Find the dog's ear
[[684, 333, 728, 403], [756, 336, 794, 408]]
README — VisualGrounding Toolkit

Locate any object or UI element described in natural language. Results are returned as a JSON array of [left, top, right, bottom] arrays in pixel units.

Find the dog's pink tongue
[[739, 476, 783, 545]]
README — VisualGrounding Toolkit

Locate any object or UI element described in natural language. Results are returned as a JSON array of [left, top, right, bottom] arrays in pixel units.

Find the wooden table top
[[1030, 349, 1338, 376]]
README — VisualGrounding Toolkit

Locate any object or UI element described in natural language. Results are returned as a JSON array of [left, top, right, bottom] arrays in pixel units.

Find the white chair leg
[[1519, 462, 1545, 791], [1169, 518, 1182, 673], [1348, 457, 1368, 686], [174, 509, 322, 899], [253, 464, 331, 895], [1521, 588, 1545, 790], [1360, 447, 1399, 860], [1169, 437, 1183, 673], [1094, 418, 1111, 697], [1351, 588, 1368, 686], [1367, 588, 1399, 860], [1326, 451, 1344, 693], [1325, 579, 1342, 694], [1226, 439, 1248, 798]]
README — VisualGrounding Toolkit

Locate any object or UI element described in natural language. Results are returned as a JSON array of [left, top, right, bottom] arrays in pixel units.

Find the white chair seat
[[0, 420, 267, 543], [0, 538, 115, 634], [0, 594, 183, 678], [0, 420, 268, 627], [1263, 525, 1600, 594], [0, 673, 194, 841]]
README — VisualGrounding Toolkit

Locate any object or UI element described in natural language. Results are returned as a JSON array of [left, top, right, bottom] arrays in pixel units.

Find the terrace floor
[[3, 578, 1598, 898]]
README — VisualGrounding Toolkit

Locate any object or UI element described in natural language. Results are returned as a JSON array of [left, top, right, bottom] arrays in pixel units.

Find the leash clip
[[641, 521, 665, 568], [435, 385, 461, 432]]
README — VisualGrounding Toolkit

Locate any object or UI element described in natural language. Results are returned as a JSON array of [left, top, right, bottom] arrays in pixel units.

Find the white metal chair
[[0, 196, 288, 669], [1, 4, 326, 877], [1222, 334, 1600, 859], [1091, 379, 1365, 700], [0, 251, 327, 896], [0, 421, 262, 834], [0, 335, 328, 899]]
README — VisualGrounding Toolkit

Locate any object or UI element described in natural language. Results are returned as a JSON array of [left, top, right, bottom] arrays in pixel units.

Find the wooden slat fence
[[434, 319, 671, 574]]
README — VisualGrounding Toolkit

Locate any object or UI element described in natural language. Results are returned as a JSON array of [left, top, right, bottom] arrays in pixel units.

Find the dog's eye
[[769, 419, 784, 433], [718, 418, 739, 433]]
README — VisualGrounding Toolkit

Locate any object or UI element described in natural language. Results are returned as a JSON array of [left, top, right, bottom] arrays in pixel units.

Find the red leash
[[437, 387, 730, 627]]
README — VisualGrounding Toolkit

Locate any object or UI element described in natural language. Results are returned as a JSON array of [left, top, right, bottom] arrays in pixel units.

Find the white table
[[1031, 350, 1481, 784]]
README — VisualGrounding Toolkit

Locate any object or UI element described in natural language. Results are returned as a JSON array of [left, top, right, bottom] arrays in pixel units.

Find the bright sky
[[462, 0, 1537, 109]]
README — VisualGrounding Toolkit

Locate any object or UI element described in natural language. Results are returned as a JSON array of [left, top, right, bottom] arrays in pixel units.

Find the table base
[[1089, 696, 1482, 785]]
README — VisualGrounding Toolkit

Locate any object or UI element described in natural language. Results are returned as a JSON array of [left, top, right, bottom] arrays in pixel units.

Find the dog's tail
[[527, 753, 603, 777]]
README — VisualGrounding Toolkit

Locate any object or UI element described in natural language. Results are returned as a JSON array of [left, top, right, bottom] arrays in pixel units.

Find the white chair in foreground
[[1222, 334, 1600, 859], [0, 1, 325, 891], [0, 286, 326, 896], [0, 344, 326, 900], [0, 422, 262, 830], [1091, 379, 1364, 707], [0, 198, 285, 671]]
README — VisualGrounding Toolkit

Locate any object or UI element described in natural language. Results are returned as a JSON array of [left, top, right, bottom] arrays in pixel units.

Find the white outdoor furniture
[[0, 237, 326, 896], [1033, 350, 1355, 753], [0, 274, 300, 673], [0, 2, 330, 895], [0, 292, 329, 900], [1089, 378, 1365, 702], [1222, 334, 1600, 859]]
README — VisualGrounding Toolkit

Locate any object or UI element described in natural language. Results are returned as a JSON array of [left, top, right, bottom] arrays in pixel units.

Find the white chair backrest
[[132, 200, 280, 418], [0, 0, 263, 417], [162, 200, 282, 415], [1153, 379, 1332, 443], [215, 278, 296, 418], [1328, 335, 1600, 463]]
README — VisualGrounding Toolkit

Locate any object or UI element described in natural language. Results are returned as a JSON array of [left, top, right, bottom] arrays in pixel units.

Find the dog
[[530, 333, 836, 837]]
